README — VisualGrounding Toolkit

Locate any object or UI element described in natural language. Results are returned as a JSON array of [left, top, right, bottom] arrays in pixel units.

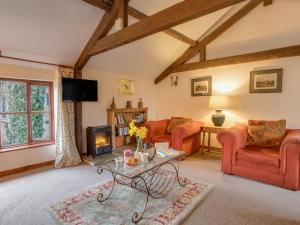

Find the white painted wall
[[82, 68, 158, 153], [157, 57, 300, 147], [158, 0, 300, 148], [157, 57, 300, 129], [156, 0, 300, 147], [0, 62, 57, 172]]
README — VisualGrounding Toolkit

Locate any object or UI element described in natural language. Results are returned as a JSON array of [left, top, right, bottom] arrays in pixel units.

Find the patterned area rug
[[47, 172, 214, 225]]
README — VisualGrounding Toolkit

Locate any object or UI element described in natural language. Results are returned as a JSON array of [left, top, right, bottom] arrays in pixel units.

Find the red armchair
[[217, 125, 300, 190], [144, 119, 204, 157]]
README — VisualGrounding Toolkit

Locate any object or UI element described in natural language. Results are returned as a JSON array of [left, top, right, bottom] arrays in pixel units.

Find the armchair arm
[[171, 121, 204, 150], [217, 125, 248, 173], [172, 121, 204, 140], [144, 119, 170, 142], [281, 130, 300, 148], [217, 125, 248, 151], [280, 130, 300, 189]]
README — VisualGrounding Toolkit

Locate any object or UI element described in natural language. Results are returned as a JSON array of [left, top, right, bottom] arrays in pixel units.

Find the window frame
[[0, 77, 55, 152]]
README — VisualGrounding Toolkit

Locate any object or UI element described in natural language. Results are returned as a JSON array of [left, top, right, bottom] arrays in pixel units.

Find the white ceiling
[[0, 0, 102, 65], [87, 1, 230, 79], [1, 0, 299, 80], [0, 0, 231, 78]]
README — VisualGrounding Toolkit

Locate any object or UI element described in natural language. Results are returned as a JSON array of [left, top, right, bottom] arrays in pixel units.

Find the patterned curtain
[[55, 67, 81, 168]]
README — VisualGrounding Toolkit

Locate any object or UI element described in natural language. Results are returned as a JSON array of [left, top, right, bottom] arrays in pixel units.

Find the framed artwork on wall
[[119, 79, 134, 95], [249, 69, 283, 93], [191, 76, 212, 96]]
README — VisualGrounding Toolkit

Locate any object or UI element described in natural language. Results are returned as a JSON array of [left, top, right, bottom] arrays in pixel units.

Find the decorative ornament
[[138, 98, 143, 108], [126, 100, 132, 108], [111, 97, 116, 109]]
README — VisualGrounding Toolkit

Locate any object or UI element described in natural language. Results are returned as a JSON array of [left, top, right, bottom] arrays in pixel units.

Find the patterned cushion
[[167, 117, 191, 134], [247, 120, 286, 148]]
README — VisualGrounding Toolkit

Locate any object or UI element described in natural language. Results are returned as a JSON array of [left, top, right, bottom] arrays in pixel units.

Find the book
[[117, 127, 129, 136], [154, 142, 178, 157], [157, 148, 179, 158]]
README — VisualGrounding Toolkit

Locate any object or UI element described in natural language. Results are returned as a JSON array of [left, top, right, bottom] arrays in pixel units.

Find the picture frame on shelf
[[119, 79, 134, 95], [250, 69, 283, 93], [191, 76, 212, 97]]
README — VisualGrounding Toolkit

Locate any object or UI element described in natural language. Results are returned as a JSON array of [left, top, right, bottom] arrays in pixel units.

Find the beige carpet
[[0, 152, 300, 225]]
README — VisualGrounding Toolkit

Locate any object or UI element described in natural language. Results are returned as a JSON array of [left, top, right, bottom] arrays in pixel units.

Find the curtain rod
[[0, 51, 74, 69]]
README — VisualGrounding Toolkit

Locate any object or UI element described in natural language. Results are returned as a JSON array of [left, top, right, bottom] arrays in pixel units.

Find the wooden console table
[[201, 126, 229, 155]]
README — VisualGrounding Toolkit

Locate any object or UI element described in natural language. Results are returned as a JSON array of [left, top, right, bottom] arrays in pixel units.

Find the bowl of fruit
[[126, 157, 140, 167]]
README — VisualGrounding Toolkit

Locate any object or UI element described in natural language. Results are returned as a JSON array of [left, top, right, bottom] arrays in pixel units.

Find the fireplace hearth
[[87, 126, 112, 158]]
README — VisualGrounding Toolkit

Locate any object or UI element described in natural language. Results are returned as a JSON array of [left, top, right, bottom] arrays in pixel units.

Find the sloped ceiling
[[0, 0, 230, 78], [1, 0, 299, 80], [87, 3, 230, 79], [0, 0, 102, 65]]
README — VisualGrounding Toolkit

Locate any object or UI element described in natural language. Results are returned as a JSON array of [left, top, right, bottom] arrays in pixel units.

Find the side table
[[201, 126, 229, 154]]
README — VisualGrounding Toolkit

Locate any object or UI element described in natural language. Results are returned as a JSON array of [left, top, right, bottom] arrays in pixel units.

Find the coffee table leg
[[171, 161, 187, 187], [96, 167, 117, 203], [131, 176, 150, 224]]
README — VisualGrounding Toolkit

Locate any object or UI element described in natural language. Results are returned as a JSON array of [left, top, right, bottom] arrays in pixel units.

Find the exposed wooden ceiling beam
[[88, 0, 247, 56], [75, 1, 119, 70], [199, 47, 206, 62], [263, 0, 273, 6], [128, 7, 197, 46], [154, 0, 262, 84], [174, 45, 300, 72], [83, 0, 197, 46], [117, 0, 129, 28]]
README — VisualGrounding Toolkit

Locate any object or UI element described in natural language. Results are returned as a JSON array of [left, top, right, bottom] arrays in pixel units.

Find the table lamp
[[209, 96, 230, 127]]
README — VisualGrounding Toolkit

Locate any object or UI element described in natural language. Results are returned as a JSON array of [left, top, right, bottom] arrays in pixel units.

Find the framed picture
[[191, 76, 212, 96], [119, 79, 134, 95], [250, 69, 283, 93]]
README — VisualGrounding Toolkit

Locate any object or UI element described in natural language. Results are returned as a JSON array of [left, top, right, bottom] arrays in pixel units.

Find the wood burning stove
[[86, 126, 112, 158]]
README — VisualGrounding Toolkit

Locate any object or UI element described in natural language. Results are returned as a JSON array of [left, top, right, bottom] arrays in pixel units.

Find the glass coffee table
[[95, 149, 187, 224]]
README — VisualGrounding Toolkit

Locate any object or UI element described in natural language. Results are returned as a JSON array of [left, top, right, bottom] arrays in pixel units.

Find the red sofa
[[217, 125, 300, 190], [144, 119, 204, 157]]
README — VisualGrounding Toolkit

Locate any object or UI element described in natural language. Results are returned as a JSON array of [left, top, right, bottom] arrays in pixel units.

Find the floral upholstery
[[247, 120, 286, 148]]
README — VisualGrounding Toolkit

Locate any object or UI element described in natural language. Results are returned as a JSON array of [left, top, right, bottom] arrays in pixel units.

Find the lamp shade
[[209, 96, 230, 110]]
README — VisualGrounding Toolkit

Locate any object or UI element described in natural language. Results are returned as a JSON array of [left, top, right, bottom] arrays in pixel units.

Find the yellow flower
[[128, 121, 148, 139], [129, 121, 135, 129], [129, 126, 137, 136]]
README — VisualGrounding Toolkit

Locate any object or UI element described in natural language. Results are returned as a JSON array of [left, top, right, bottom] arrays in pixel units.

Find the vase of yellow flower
[[136, 137, 144, 153], [129, 121, 148, 154]]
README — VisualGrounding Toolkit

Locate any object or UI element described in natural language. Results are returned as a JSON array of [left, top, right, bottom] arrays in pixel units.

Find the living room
[[0, 0, 300, 225]]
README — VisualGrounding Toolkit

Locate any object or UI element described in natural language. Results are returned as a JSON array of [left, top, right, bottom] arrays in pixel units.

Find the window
[[0, 78, 54, 151]]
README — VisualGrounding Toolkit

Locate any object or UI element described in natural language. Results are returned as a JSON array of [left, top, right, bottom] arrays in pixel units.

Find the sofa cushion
[[167, 117, 191, 134], [152, 135, 172, 145], [237, 147, 280, 168], [247, 119, 286, 148]]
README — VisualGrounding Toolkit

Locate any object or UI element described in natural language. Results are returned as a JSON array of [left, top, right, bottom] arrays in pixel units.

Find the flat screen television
[[62, 78, 98, 102]]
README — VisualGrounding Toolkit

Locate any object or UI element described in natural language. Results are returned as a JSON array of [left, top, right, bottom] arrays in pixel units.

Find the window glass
[[31, 85, 50, 112], [0, 80, 26, 113], [0, 114, 28, 146], [31, 113, 51, 141]]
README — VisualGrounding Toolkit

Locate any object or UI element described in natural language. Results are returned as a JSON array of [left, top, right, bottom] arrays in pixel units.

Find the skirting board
[[0, 160, 54, 177]]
